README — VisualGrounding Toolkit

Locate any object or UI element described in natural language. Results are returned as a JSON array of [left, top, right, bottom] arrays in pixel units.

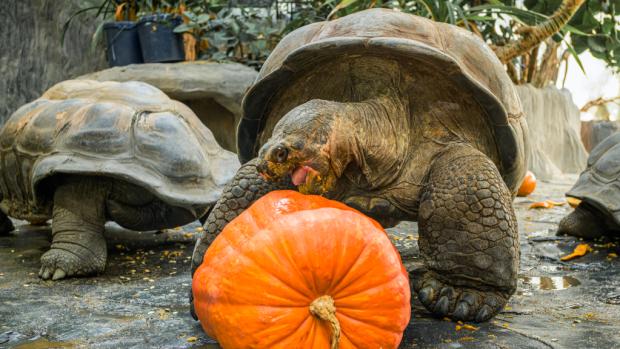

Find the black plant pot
[[103, 21, 143, 67], [137, 14, 185, 63]]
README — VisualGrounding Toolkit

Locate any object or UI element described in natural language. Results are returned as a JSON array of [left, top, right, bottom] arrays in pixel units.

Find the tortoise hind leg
[[0, 210, 14, 235], [557, 204, 605, 239], [39, 177, 108, 280], [414, 145, 518, 322]]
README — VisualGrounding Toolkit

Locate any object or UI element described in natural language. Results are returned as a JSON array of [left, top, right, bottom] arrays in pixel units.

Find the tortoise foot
[[39, 246, 106, 280], [414, 272, 508, 322]]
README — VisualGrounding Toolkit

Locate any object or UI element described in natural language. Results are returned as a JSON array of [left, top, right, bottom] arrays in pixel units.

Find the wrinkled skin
[[190, 95, 519, 323], [1, 175, 206, 281]]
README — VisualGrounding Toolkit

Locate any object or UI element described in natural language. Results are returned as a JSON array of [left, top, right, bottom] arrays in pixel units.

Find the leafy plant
[[176, 6, 286, 68], [277, 0, 617, 85]]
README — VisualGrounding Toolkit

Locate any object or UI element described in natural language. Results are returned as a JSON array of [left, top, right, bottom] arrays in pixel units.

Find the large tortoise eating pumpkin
[[191, 9, 528, 322], [0, 80, 239, 280]]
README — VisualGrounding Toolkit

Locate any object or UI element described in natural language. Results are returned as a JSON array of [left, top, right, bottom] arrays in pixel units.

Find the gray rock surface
[[580, 120, 620, 152], [79, 62, 258, 152], [517, 84, 588, 180], [0, 0, 106, 126], [2, 176, 619, 348]]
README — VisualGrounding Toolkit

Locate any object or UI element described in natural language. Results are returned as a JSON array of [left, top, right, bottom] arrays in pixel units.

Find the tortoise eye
[[272, 145, 288, 163]]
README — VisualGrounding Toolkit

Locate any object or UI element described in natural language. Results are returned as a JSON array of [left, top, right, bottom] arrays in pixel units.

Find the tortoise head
[[257, 100, 352, 195]]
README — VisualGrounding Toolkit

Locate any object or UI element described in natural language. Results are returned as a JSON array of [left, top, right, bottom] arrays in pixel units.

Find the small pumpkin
[[193, 190, 411, 349], [517, 171, 537, 197]]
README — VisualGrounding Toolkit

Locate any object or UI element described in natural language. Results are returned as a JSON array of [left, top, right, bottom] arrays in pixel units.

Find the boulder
[[516, 84, 588, 180], [0, 0, 106, 126], [80, 62, 258, 152], [580, 120, 620, 152]]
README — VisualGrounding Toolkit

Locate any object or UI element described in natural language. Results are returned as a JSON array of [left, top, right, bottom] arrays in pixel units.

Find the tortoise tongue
[[292, 166, 311, 186]]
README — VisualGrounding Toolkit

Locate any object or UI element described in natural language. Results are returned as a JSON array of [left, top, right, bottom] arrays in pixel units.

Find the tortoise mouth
[[291, 165, 317, 186]]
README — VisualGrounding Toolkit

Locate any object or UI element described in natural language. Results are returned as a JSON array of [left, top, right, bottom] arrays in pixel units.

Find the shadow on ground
[[1, 174, 618, 348]]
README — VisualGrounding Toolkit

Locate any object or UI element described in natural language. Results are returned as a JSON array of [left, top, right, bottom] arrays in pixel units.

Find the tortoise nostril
[[273, 145, 288, 163]]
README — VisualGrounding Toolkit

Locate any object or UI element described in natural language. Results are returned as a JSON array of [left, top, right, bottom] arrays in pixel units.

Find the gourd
[[193, 190, 411, 348], [517, 171, 537, 197]]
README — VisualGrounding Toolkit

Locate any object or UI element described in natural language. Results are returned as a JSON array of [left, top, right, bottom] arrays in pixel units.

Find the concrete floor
[[1, 174, 619, 348]]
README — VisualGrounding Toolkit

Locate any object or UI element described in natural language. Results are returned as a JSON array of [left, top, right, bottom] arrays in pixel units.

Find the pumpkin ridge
[[215, 230, 315, 300], [325, 221, 371, 296], [333, 267, 405, 301], [329, 245, 379, 296], [251, 307, 314, 347], [336, 305, 409, 334], [324, 218, 368, 293], [336, 310, 404, 344], [271, 213, 330, 296], [283, 311, 314, 345]]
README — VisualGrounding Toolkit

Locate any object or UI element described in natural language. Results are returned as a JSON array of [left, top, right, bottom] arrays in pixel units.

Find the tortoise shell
[[567, 132, 620, 228], [237, 9, 527, 192], [0, 80, 239, 220]]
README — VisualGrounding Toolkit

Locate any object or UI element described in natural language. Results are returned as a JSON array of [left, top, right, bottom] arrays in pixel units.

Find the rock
[[516, 84, 588, 180], [0, 0, 106, 126], [580, 120, 620, 152], [79, 62, 258, 152]]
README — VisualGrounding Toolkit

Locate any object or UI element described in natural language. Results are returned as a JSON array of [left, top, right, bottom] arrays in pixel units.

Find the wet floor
[[1, 174, 619, 348]]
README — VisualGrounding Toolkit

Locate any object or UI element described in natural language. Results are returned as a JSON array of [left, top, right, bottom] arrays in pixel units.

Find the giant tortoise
[[0, 80, 239, 280], [190, 9, 528, 322], [558, 132, 620, 237]]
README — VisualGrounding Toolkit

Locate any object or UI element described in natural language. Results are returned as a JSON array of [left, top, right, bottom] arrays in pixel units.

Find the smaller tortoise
[[0, 80, 239, 280], [558, 132, 620, 238]]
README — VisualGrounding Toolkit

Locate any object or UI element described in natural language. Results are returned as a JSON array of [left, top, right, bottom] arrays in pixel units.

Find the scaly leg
[[414, 145, 519, 322], [39, 177, 108, 280]]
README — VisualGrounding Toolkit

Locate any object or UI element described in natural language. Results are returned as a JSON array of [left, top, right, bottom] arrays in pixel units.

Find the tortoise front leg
[[414, 146, 518, 322], [39, 177, 108, 280], [190, 158, 293, 318]]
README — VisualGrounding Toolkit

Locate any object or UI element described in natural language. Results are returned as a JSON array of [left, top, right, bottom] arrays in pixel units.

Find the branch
[[580, 96, 620, 112], [493, 0, 585, 64]]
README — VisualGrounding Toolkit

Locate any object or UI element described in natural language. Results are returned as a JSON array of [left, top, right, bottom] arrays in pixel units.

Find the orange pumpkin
[[193, 190, 411, 349], [517, 170, 537, 197]]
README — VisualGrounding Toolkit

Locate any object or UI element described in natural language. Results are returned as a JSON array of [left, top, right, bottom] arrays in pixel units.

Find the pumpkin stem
[[309, 295, 340, 349]]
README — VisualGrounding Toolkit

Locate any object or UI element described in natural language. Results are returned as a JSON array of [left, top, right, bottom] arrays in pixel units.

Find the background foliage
[[75, 0, 619, 85]]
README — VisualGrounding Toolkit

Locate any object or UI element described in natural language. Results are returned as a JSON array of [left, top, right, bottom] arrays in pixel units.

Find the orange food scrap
[[463, 324, 479, 331], [608, 253, 618, 259], [560, 243, 593, 261], [459, 336, 475, 342], [529, 201, 553, 209], [567, 197, 581, 208], [529, 200, 565, 209]]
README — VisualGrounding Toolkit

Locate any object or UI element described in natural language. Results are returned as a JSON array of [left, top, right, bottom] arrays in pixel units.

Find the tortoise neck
[[333, 93, 410, 189]]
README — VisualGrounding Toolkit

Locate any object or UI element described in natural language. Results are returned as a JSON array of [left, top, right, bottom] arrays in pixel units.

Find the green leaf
[[61, 6, 100, 46], [173, 23, 192, 33], [327, 0, 359, 19], [565, 40, 586, 75], [90, 21, 105, 55], [562, 25, 589, 36], [588, 35, 607, 52]]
